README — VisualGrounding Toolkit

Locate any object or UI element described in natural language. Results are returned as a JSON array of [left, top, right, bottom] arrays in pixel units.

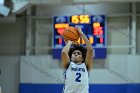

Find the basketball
[[63, 26, 80, 41]]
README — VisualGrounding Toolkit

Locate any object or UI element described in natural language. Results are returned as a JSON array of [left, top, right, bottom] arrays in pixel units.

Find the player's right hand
[[64, 38, 72, 44], [63, 38, 68, 44], [64, 39, 76, 45]]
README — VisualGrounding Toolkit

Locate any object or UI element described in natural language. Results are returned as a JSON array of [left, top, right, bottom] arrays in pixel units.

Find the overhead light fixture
[[0, 0, 12, 16], [0, 4, 10, 16], [0, 0, 4, 5]]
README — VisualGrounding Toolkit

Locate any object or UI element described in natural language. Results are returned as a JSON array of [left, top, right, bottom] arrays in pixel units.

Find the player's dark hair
[[68, 44, 87, 62]]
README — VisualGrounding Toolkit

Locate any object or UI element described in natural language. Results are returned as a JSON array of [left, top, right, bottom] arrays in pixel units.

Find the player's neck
[[73, 61, 82, 64]]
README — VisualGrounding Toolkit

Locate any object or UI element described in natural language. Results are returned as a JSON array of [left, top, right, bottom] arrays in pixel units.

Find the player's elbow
[[88, 47, 93, 51], [61, 51, 65, 55], [61, 50, 68, 56]]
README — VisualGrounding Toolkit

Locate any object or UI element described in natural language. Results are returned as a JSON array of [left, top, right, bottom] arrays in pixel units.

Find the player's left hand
[[75, 25, 84, 37]]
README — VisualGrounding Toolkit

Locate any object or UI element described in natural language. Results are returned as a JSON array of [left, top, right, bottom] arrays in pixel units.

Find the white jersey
[[63, 62, 89, 93]]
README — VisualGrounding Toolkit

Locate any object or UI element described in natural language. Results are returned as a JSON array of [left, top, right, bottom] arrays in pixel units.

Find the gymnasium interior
[[0, 0, 140, 93]]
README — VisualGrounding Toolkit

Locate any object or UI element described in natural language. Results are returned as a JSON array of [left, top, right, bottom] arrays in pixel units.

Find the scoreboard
[[53, 15, 107, 59]]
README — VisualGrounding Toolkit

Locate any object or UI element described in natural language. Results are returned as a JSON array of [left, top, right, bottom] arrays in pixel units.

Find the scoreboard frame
[[53, 15, 107, 59]]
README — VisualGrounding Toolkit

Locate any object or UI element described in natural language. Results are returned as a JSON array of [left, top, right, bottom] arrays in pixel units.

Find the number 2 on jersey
[[75, 73, 81, 82]]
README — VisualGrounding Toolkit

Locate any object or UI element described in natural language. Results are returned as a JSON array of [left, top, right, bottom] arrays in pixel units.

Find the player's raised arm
[[61, 40, 73, 69], [76, 26, 93, 71]]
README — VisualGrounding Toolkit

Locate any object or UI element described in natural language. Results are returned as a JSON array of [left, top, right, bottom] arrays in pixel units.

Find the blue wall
[[19, 83, 140, 93]]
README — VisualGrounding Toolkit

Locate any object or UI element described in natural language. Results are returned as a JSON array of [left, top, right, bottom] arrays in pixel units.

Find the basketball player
[[61, 26, 93, 93]]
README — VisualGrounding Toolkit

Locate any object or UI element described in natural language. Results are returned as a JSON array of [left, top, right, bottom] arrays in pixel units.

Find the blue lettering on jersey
[[71, 67, 85, 72]]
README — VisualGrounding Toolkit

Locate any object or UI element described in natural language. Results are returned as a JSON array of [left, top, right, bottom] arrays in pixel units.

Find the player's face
[[71, 50, 83, 63]]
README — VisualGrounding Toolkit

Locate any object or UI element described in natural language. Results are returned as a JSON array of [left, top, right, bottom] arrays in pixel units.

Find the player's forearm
[[75, 26, 93, 50], [81, 34, 93, 50], [62, 41, 73, 53]]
